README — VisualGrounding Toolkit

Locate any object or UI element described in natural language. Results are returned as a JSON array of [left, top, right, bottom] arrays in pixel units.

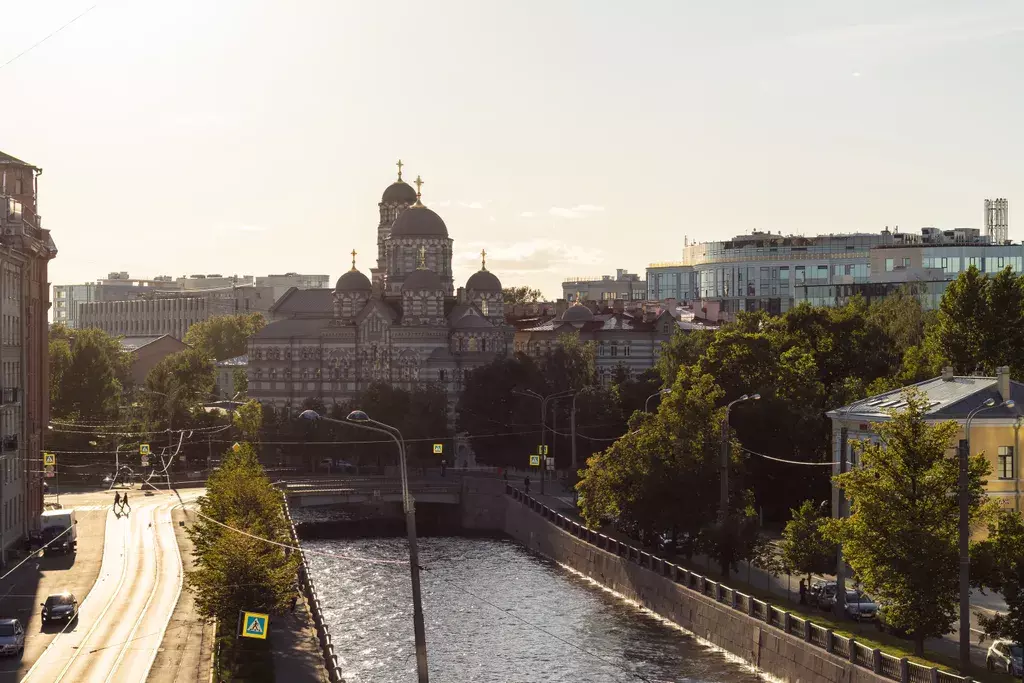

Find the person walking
[[113, 491, 121, 517], [799, 578, 807, 605], [121, 492, 130, 515], [524, 476, 531, 495]]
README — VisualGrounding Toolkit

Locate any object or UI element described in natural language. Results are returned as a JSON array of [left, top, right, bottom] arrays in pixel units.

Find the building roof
[[466, 269, 501, 292], [390, 205, 449, 237], [269, 288, 333, 317], [216, 354, 248, 367], [452, 306, 493, 329], [0, 151, 33, 167], [402, 267, 443, 291], [561, 303, 594, 322], [119, 335, 186, 352], [251, 318, 329, 339], [382, 180, 417, 204], [829, 375, 1024, 421], [335, 269, 372, 292]]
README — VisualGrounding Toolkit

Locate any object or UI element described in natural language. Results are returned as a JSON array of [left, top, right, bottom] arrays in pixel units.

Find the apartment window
[[623, 345, 631, 357], [794, 266, 806, 284], [885, 258, 894, 272], [902, 257, 911, 267], [998, 446, 1014, 480], [610, 344, 618, 357]]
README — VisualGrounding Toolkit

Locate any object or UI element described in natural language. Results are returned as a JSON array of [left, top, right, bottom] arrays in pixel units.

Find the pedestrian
[[113, 491, 121, 516], [799, 578, 807, 605], [502, 469, 508, 482], [440, 459, 447, 478], [121, 492, 130, 515], [524, 476, 531, 495], [290, 594, 298, 612]]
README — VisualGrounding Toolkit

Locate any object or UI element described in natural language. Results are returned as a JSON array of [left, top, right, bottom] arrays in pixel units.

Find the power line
[[0, 4, 99, 72], [740, 446, 843, 467]]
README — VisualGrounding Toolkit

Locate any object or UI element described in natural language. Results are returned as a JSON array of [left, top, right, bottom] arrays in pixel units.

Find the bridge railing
[[278, 487, 347, 683], [505, 486, 968, 683]]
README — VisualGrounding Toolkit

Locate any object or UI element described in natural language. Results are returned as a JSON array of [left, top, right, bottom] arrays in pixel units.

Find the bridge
[[281, 476, 463, 507]]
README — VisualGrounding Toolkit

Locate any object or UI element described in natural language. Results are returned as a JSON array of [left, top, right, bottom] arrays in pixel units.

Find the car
[[843, 590, 878, 621], [0, 619, 24, 656], [809, 581, 836, 610], [987, 640, 1023, 676], [41, 592, 78, 625]]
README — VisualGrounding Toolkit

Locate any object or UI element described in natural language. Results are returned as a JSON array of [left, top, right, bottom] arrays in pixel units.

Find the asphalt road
[[19, 489, 200, 683]]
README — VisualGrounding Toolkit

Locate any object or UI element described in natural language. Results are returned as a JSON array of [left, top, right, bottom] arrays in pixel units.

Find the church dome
[[561, 303, 594, 322], [466, 269, 501, 292], [382, 180, 417, 205], [391, 206, 449, 237], [335, 269, 371, 292], [403, 268, 443, 292]]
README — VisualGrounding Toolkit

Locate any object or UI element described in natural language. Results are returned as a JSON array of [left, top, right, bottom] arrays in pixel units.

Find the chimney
[[997, 365, 1011, 403], [942, 366, 955, 381]]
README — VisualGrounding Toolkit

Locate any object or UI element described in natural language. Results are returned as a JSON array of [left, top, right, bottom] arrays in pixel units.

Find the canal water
[[303, 536, 766, 683]]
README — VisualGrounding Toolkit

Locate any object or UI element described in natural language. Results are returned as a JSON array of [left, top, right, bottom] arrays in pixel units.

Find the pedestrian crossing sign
[[140, 444, 150, 456], [241, 611, 269, 640], [529, 454, 541, 467], [433, 443, 443, 454], [43, 453, 55, 466]]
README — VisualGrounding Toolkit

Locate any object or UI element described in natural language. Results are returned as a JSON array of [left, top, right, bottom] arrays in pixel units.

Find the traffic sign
[[141, 456, 149, 467], [529, 454, 541, 467], [140, 444, 150, 456], [232, 443, 241, 452], [241, 611, 269, 640], [546, 457, 555, 471], [44, 466, 55, 478], [538, 445, 549, 456], [43, 453, 55, 466], [433, 443, 443, 454]]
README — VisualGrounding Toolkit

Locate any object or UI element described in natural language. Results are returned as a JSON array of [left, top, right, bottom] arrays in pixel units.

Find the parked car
[[0, 619, 24, 656], [41, 592, 78, 625], [987, 640, 1023, 676], [809, 581, 836, 610], [843, 590, 878, 621]]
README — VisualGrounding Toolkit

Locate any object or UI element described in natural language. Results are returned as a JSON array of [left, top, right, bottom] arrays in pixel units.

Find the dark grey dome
[[402, 268, 443, 292], [382, 181, 417, 204], [561, 303, 594, 322], [335, 269, 371, 292], [466, 269, 501, 292], [391, 205, 449, 237]]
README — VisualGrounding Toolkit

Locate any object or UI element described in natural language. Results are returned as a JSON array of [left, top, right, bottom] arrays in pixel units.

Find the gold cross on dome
[[350, 249, 357, 271], [396, 159, 403, 181], [414, 175, 424, 199], [481, 249, 487, 270]]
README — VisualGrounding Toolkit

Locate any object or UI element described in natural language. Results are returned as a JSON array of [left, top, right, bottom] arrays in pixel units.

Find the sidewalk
[[270, 589, 328, 682], [147, 505, 214, 683]]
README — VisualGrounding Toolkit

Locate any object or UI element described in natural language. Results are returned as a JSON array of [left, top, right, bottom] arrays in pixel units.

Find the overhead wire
[[0, 4, 99, 72]]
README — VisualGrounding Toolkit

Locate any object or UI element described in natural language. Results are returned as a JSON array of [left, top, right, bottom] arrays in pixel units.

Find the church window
[[469, 337, 478, 352], [610, 344, 618, 357], [439, 369, 447, 382], [480, 338, 487, 352], [623, 345, 631, 357], [480, 299, 489, 316]]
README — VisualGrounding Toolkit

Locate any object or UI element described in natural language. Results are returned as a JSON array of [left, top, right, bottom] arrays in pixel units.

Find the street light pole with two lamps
[[720, 394, 760, 519], [513, 388, 575, 494], [645, 388, 671, 413], [298, 408, 429, 683]]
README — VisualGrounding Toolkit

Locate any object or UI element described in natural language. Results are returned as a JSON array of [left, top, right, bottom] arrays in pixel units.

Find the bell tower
[[371, 160, 418, 287]]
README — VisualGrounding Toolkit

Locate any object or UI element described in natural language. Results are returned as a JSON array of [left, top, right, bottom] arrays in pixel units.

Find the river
[[303, 536, 767, 683]]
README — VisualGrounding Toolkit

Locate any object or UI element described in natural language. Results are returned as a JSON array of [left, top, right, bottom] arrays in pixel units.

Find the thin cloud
[[549, 204, 606, 219], [520, 211, 535, 218], [459, 201, 484, 209], [455, 238, 603, 274]]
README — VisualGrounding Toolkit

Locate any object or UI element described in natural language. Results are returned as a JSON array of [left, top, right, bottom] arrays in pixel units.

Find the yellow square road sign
[[241, 611, 269, 640], [140, 444, 151, 456], [43, 453, 56, 466], [433, 443, 443, 454], [538, 445, 549, 455], [529, 454, 541, 467]]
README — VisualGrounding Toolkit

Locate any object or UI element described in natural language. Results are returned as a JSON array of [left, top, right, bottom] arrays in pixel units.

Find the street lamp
[[957, 397, 1015, 670], [512, 388, 575, 495], [298, 409, 429, 683], [720, 393, 760, 519], [645, 388, 671, 413]]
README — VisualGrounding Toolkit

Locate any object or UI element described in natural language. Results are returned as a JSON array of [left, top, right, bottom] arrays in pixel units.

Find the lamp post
[[720, 394, 760, 519], [958, 397, 1015, 670], [834, 395, 875, 618], [513, 388, 575, 495], [298, 409, 429, 683], [645, 388, 671, 413]]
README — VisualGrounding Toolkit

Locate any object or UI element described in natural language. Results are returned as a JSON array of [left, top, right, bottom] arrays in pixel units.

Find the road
[[20, 490, 200, 683]]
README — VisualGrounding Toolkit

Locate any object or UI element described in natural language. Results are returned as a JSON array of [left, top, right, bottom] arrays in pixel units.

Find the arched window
[[469, 337, 479, 352], [480, 299, 489, 316]]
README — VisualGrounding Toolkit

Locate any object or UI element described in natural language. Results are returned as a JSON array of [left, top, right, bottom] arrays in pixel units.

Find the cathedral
[[247, 162, 514, 410]]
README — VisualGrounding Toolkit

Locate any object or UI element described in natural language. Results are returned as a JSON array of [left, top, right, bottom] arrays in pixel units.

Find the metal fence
[[507, 486, 969, 683], [279, 489, 346, 683]]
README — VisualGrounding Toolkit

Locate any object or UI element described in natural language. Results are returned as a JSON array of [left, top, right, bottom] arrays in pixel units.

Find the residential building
[[646, 262, 695, 302], [248, 164, 515, 409], [514, 300, 677, 385], [53, 272, 327, 328], [0, 150, 57, 560], [119, 335, 188, 386], [828, 367, 1024, 516], [215, 354, 247, 399], [664, 223, 1024, 321], [986, 198, 1009, 245], [562, 269, 647, 304]]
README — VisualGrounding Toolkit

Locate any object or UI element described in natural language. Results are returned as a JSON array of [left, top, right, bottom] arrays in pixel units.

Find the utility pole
[[539, 398, 546, 496], [958, 437, 970, 671]]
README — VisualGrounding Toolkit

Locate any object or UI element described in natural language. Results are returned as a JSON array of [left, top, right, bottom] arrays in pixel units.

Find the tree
[[935, 266, 988, 374], [983, 267, 1024, 377], [183, 313, 266, 361], [778, 500, 835, 585], [233, 399, 263, 443], [971, 509, 1024, 652], [141, 348, 216, 432], [503, 286, 543, 305], [232, 367, 248, 398], [823, 388, 994, 656], [51, 327, 131, 420]]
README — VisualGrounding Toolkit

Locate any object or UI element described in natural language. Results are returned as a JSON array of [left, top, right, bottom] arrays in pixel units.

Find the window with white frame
[[998, 446, 1014, 480]]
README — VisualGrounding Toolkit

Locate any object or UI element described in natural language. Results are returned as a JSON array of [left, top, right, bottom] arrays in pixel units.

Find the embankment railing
[[506, 486, 969, 683]]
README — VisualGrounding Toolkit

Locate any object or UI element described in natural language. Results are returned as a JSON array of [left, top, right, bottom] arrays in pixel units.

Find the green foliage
[[142, 348, 216, 429], [778, 500, 835, 582], [982, 267, 1024, 377], [542, 333, 597, 392], [823, 389, 993, 656], [656, 329, 713, 386], [935, 266, 989, 374], [233, 399, 263, 443], [970, 509, 1024, 649], [503, 286, 543, 305], [50, 327, 133, 420], [184, 313, 266, 361], [232, 367, 249, 398], [698, 495, 777, 578]]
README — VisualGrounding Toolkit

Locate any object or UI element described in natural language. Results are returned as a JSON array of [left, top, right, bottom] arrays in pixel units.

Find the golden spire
[[413, 174, 424, 206], [480, 248, 487, 271], [350, 249, 357, 272], [574, 291, 582, 305], [396, 159, 404, 181], [418, 245, 427, 269]]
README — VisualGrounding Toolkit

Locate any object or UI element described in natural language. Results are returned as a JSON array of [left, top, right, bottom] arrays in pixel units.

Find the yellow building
[[828, 366, 1024, 515]]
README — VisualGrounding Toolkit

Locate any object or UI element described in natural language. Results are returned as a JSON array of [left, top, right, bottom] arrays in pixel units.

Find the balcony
[[1, 388, 19, 404], [1, 435, 17, 452]]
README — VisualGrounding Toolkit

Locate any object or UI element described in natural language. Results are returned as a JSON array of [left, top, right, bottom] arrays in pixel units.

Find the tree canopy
[[49, 325, 134, 420], [970, 509, 1024, 652], [183, 313, 266, 361], [503, 286, 544, 305]]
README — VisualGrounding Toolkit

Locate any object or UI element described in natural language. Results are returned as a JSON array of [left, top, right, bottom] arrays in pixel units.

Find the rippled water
[[304, 536, 766, 683]]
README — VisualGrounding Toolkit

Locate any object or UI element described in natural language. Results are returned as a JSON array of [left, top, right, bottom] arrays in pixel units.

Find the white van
[[39, 510, 77, 554]]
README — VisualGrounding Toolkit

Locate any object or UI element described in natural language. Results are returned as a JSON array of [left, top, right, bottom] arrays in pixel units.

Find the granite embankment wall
[[499, 488, 913, 683]]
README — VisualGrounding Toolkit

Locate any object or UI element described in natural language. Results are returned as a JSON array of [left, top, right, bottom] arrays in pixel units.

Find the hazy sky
[[2, 0, 1023, 299]]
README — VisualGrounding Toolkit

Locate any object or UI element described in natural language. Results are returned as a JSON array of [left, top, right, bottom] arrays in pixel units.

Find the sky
[[2, 0, 1023, 300]]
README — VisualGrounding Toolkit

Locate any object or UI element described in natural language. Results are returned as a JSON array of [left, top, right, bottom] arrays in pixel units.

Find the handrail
[[504, 485, 967, 683]]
